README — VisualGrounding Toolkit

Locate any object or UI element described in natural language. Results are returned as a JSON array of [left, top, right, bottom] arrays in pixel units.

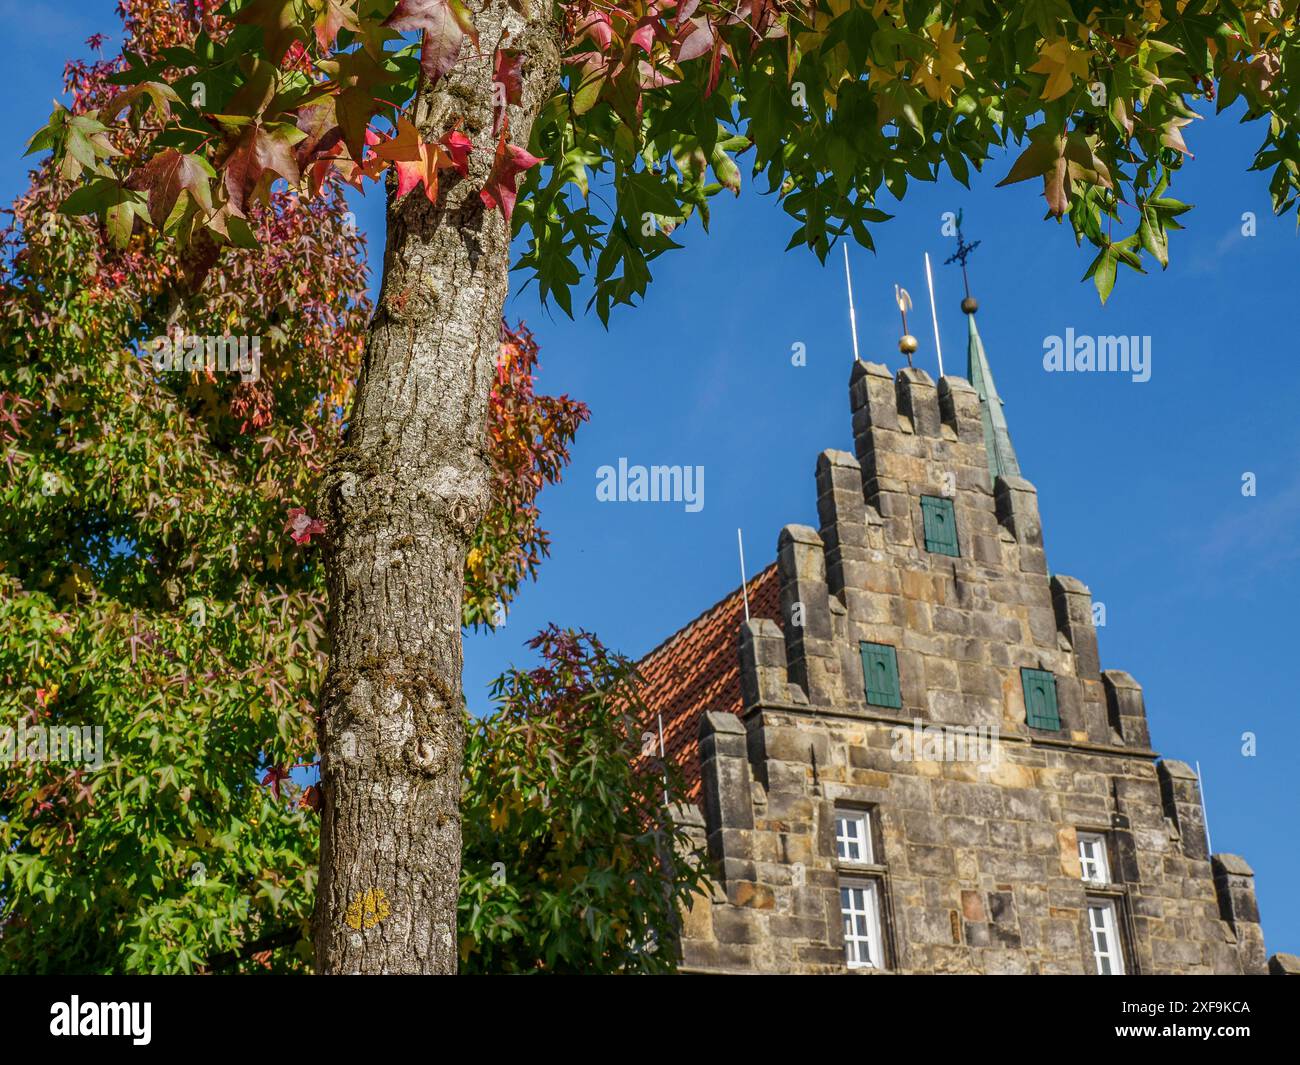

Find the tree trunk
[[312, 3, 560, 974]]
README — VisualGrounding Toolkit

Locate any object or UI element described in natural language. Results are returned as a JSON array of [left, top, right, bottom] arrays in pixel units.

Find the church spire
[[944, 214, 1021, 488]]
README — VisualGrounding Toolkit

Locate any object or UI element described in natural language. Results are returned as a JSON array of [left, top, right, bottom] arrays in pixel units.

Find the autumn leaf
[[292, 97, 345, 169], [374, 116, 471, 202], [492, 48, 523, 134], [1029, 36, 1090, 101], [672, 16, 714, 63], [307, 129, 384, 196], [480, 130, 540, 224], [126, 148, 214, 226], [1063, 131, 1113, 190], [915, 22, 969, 105], [493, 48, 523, 106], [222, 123, 303, 217], [1161, 115, 1195, 156], [261, 764, 290, 800], [441, 129, 471, 174], [98, 80, 180, 124], [385, 0, 478, 85], [998, 125, 1113, 217], [319, 46, 403, 161], [284, 507, 325, 545], [997, 126, 1064, 213], [299, 784, 321, 812], [336, 87, 378, 164], [310, 0, 358, 51]]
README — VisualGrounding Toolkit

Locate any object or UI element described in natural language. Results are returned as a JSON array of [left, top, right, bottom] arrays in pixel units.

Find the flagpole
[[925, 251, 944, 378], [658, 712, 668, 805], [843, 243, 860, 363]]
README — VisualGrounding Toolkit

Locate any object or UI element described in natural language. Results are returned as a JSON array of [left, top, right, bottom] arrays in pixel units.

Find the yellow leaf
[[915, 22, 969, 104], [1029, 38, 1090, 102]]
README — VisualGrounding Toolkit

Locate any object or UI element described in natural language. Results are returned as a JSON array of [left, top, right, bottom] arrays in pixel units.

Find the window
[[1078, 833, 1110, 885], [1086, 898, 1125, 975], [1021, 668, 1060, 730], [840, 882, 884, 969], [835, 809, 888, 970], [921, 495, 960, 556], [860, 642, 902, 709], [836, 811, 873, 864]]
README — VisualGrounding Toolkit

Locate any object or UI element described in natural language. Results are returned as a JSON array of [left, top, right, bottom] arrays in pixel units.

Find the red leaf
[[385, 0, 478, 86], [574, 12, 613, 50], [374, 116, 471, 203], [673, 18, 714, 63], [440, 129, 472, 176], [126, 148, 212, 226], [261, 764, 290, 800], [493, 48, 523, 105], [314, 0, 358, 51], [706, 35, 731, 98], [293, 98, 345, 167], [479, 130, 540, 224], [284, 506, 325, 545], [629, 19, 658, 55], [222, 124, 302, 217], [492, 48, 523, 135]]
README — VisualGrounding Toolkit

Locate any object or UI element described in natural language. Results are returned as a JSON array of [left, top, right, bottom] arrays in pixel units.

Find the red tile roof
[[635, 563, 782, 801]]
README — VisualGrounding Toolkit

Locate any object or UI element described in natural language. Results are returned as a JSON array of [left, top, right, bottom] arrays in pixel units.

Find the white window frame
[[1077, 832, 1111, 885], [840, 880, 884, 969], [835, 811, 873, 864], [1086, 897, 1125, 975]]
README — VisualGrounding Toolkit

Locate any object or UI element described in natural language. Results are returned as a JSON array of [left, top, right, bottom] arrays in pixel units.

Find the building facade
[[637, 309, 1293, 975]]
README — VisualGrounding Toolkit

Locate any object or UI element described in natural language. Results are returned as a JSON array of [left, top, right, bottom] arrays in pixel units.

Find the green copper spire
[[965, 311, 1021, 488], [944, 212, 1021, 489]]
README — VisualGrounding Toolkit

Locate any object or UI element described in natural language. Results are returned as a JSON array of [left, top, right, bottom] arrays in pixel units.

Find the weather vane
[[894, 284, 916, 367], [943, 209, 982, 314]]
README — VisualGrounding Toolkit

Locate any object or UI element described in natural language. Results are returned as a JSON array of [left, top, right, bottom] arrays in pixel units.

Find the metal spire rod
[[737, 528, 751, 622], [658, 712, 668, 805], [924, 252, 944, 378], [843, 243, 860, 363]]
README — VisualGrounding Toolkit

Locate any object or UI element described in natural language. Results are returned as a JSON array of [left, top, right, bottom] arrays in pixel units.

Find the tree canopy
[[28, 1, 1300, 309]]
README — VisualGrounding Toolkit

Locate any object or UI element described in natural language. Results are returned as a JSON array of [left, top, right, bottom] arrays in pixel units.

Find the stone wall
[[673, 360, 1278, 975]]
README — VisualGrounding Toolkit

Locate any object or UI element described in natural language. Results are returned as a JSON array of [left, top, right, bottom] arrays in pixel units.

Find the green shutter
[[1021, 668, 1060, 730], [921, 496, 960, 556], [861, 642, 902, 709]]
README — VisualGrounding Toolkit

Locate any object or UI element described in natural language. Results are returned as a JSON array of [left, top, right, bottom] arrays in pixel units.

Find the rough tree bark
[[312, 3, 561, 974]]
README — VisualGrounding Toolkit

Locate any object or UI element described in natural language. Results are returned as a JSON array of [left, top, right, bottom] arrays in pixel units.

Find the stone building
[[636, 302, 1292, 975]]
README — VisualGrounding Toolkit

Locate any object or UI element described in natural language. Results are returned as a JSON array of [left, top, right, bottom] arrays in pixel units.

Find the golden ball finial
[[899, 334, 918, 355], [961, 295, 978, 314]]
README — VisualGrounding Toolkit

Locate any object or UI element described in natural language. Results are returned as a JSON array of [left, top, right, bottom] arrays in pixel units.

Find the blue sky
[[5, 3, 1297, 957]]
